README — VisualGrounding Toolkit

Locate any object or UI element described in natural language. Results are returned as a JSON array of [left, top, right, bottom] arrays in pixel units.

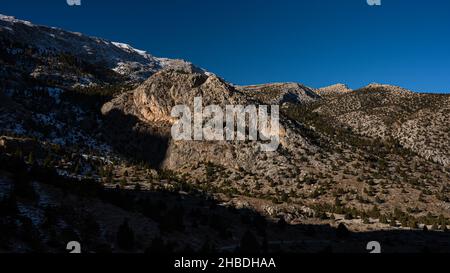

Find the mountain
[[1, 15, 450, 253], [237, 82, 320, 104], [315, 83, 353, 96], [313, 84, 450, 165], [0, 14, 199, 87]]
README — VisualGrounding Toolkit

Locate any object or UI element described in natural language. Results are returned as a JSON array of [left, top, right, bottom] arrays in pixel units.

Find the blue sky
[[1, 0, 450, 93]]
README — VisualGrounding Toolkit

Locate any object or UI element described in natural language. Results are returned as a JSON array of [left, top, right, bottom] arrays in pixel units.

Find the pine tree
[[363, 216, 370, 224], [239, 230, 260, 253], [431, 222, 438, 231], [408, 219, 417, 229], [145, 237, 166, 254], [344, 211, 353, 220], [369, 205, 381, 218], [262, 235, 268, 253], [379, 214, 388, 224], [336, 223, 350, 238], [43, 154, 52, 167], [277, 217, 287, 229], [200, 238, 216, 254], [13, 148, 23, 159], [0, 195, 18, 216], [120, 178, 127, 188], [26, 152, 34, 165], [116, 218, 135, 251], [390, 217, 397, 227]]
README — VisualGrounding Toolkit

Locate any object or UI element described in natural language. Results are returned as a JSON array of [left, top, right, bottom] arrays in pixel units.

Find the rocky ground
[[1, 14, 450, 253]]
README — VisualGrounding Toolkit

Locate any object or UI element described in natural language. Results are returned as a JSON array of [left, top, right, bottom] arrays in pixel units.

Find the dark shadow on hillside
[[100, 109, 170, 168], [112, 189, 450, 253], [2, 155, 450, 254]]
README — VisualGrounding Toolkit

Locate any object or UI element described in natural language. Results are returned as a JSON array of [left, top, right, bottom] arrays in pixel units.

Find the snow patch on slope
[[0, 13, 209, 83], [112, 42, 149, 58], [0, 14, 33, 26]]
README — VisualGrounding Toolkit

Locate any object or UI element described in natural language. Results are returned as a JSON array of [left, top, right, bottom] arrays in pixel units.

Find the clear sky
[[1, 0, 450, 93]]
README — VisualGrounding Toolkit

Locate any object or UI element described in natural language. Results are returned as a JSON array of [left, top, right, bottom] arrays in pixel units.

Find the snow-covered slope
[[0, 14, 199, 83]]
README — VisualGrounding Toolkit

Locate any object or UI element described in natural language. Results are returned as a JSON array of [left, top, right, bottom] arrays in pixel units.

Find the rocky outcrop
[[315, 84, 353, 96], [237, 82, 320, 105], [313, 84, 450, 167], [0, 136, 41, 156], [101, 67, 316, 180], [102, 66, 247, 124], [0, 14, 199, 86]]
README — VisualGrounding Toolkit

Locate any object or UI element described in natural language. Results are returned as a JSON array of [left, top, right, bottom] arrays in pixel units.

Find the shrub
[[116, 218, 135, 251]]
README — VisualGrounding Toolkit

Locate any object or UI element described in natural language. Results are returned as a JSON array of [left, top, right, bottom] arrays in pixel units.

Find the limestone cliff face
[[101, 67, 311, 179], [132, 70, 247, 124], [103, 66, 248, 124]]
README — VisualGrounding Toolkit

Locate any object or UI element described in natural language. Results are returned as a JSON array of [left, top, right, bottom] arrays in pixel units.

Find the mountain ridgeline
[[1, 15, 450, 253]]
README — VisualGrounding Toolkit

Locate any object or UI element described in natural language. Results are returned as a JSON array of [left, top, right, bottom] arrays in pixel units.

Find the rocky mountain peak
[[0, 14, 199, 85], [315, 83, 353, 96], [102, 68, 247, 124], [237, 82, 320, 105], [2, 14, 450, 254], [361, 83, 413, 94]]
